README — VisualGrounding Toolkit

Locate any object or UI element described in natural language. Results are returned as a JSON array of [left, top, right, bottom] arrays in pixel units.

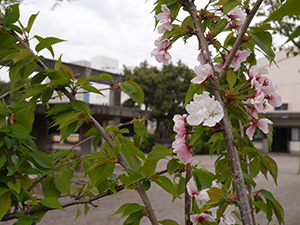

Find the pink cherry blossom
[[249, 65, 268, 80], [172, 114, 193, 164], [219, 205, 236, 225], [226, 7, 245, 21], [151, 38, 172, 65], [157, 23, 172, 34], [215, 48, 249, 72], [197, 52, 205, 65], [186, 177, 210, 203], [191, 64, 213, 84], [172, 141, 193, 164], [246, 118, 273, 140], [156, 4, 171, 24], [225, 7, 246, 31], [173, 114, 187, 136], [266, 92, 282, 107], [156, 4, 172, 34], [190, 212, 215, 224], [230, 49, 250, 71]]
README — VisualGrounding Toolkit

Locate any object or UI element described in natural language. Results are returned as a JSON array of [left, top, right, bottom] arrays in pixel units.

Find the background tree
[[123, 61, 194, 135], [257, 0, 300, 55]]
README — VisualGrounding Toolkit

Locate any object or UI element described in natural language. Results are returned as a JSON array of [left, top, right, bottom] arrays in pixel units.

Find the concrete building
[[32, 58, 150, 155], [256, 51, 300, 154]]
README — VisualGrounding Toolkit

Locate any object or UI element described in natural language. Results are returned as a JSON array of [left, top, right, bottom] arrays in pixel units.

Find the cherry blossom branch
[[218, 0, 264, 82], [0, 91, 10, 100], [238, 120, 257, 225], [185, 163, 192, 225], [9, 29, 159, 225], [179, 1, 254, 224], [2, 184, 126, 222]]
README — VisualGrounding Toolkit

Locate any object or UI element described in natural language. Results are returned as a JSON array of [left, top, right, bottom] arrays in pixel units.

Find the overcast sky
[[0, 0, 284, 82], [15, 0, 205, 71]]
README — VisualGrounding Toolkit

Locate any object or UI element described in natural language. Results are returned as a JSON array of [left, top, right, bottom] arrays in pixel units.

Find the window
[[275, 103, 288, 110], [291, 128, 300, 141]]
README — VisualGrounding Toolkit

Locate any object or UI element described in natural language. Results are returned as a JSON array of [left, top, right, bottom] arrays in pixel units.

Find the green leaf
[[45, 69, 71, 86], [148, 145, 167, 159], [0, 153, 6, 169], [223, 0, 239, 14], [260, 189, 276, 202], [15, 215, 33, 225], [159, 219, 179, 225], [0, 187, 9, 197], [130, 82, 144, 105], [253, 31, 275, 62], [118, 134, 146, 160], [270, 199, 285, 225], [193, 168, 215, 189], [207, 187, 225, 201], [25, 12, 39, 33], [9, 123, 33, 139], [71, 99, 92, 114], [264, 155, 278, 185], [167, 159, 181, 175], [287, 25, 300, 42], [119, 82, 136, 95], [4, 4, 20, 24], [184, 83, 203, 107], [75, 208, 82, 220], [82, 84, 102, 95], [124, 211, 144, 224], [121, 203, 144, 218], [88, 73, 113, 80], [154, 176, 179, 198], [125, 171, 144, 188], [266, 0, 300, 21], [249, 157, 260, 178], [40, 197, 64, 210], [134, 120, 148, 146], [212, 19, 228, 36], [22, 83, 45, 99], [31, 151, 55, 170], [143, 159, 158, 179], [90, 162, 115, 187], [7, 180, 21, 194], [41, 88, 54, 105], [242, 171, 256, 187], [226, 69, 236, 88], [35, 36, 66, 54], [112, 203, 144, 219], [0, 192, 11, 221]]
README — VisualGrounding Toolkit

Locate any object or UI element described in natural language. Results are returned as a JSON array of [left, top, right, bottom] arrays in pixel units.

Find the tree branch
[[179, 1, 258, 224], [217, 0, 264, 82], [2, 184, 126, 222], [185, 163, 192, 225], [8, 29, 159, 225]]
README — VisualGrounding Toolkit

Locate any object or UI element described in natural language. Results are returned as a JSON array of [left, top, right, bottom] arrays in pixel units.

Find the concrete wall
[[257, 51, 300, 111]]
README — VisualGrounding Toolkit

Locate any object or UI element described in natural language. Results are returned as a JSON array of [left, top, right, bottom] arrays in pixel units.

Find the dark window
[[275, 103, 288, 110]]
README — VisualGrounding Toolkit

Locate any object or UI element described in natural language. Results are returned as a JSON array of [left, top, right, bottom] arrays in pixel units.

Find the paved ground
[[2, 153, 300, 225]]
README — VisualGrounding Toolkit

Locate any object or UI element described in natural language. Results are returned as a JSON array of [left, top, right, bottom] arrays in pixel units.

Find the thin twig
[[0, 91, 9, 100], [69, 135, 96, 151], [3, 184, 126, 222], [218, 0, 264, 82]]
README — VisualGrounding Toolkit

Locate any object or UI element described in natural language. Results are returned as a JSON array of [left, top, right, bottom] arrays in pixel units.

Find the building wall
[[257, 51, 300, 154], [257, 51, 300, 111]]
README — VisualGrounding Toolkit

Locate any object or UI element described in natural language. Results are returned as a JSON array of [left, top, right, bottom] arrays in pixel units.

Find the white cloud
[[13, 0, 210, 73]]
